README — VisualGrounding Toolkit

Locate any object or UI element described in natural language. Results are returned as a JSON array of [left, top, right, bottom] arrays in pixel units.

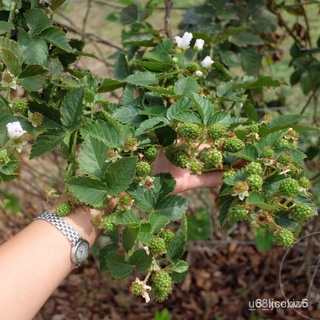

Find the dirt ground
[[1, 148, 320, 320]]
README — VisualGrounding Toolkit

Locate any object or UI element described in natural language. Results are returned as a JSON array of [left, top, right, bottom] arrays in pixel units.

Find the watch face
[[73, 240, 90, 264]]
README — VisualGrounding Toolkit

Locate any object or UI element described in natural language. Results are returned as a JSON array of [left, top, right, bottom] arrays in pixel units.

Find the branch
[[164, 0, 173, 40]]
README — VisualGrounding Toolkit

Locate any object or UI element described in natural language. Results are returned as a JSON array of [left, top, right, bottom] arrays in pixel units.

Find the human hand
[[152, 148, 223, 194]]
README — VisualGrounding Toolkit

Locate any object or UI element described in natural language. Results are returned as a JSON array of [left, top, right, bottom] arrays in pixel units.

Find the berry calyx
[[136, 161, 152, 178], [207, 123, 227, 140], [274, 228, 295, 248], [176, 122, 202, 140], [228, 205, 248, 222], [199, 147, 223, 169], [12, 98, 28, 114], [223, 137, 245, 153], [56, 201, 73, 216], [279, 178, 299, 196], [247, 174, 263, 190], [291, 204, 312, 222], [144, 146, 158, 163], [245, 162, 263, 175], [152, 270, 172, 301], [149, 236, 166, 256]]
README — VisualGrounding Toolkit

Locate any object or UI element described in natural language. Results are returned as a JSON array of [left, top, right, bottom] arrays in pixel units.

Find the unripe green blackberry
[[261, 147, 274, 159], [291, 204, 312, 222], [277, 152, 292, 166], [275, 139, 290, 149], [223, 137, 245, 153], [159, 229, 175, 245], [247, 174, 263, 190], [222, 169, 236, 180], [199, 147, 223, 169], [12, 98, 28, 114], [287, 165, 299, 178], [0, 150, 9, 165], [124, 136, 138, 152], [248, 124, 259, 133], [189, 160, 203, 175], [149, 237, 166, 255], [56, 201, 73, 216], [186, 62, 199, 73], [101, 215, 115, 231], [144, 146, 158, 163], [274, 228, 295, 248], [172, 149, 190, 169], [228, 205, 248, 222], [279, 178, 299, 196], [118, 192, 133, 209], [177, 122, 202, 140], [152, 270, 172, 301], [245, 162, 263, 175], [299, 177, 311, 189], [136, 161, 152, 178], [130, 282, 143, 296], [207, 123, 227, 140]]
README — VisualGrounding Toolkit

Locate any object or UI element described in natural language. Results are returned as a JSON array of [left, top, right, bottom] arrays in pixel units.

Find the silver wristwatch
[[35, 211, 90, 267]]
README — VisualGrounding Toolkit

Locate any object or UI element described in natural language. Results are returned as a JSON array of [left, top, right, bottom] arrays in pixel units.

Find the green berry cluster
[[152, 270, 172, 301], [136, 161, 152, 178], [56, 202, 73, 216], [144, 146, 158, 163], [149, 237, 167, 256], [176, 122, 202, 140], [12, 98, 28, 114], [228, 205, 248, 222], [0, 150, 9, 165], [274, 229, 295, 248]]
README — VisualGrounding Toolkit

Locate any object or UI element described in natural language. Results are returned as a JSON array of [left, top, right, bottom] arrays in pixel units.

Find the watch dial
[[76, 241, 89, 262]]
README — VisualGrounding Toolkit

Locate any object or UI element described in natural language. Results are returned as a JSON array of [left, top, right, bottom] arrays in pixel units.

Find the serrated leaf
[[18, 65, 48, 91], [167, 226, 187, 263], [25, 9, 52, 35], [45, 57, 64, 79], [113, 105, 145, 127], [192, 93, 215, 125], [208, 110, 232, 126], [114, 210, 140, 225], [120, 4, 138, 25], [99, 243, 119, 273], [149, 211, 170, 233], [105, 157, 138, 196], [247, 192, 276, 210], [0, 36, 23, 61], [42, 27, 74, 52], [113, 53, 130, 80], [155, 195, 188, 221], [174, 77, 199, 97], [98, 78, 125, 92], [0, 159, 19, 175], [30, 128, 66, 158], [123, 226, 139, 252], [18, 29, 48, 65], [232, 144, 258, 162], [128, 249, 152, 272], [51, 0, 67, 10], [218, 197, 233, 226], [135, 117, 169, 136], [0, 21, 14, 34], [266, 115, 302, 132], [60, 87, 84, 129], [125, 71, 158, 86], [247, 76, 281, 89], [171, 260, 189, 273], [68, 176, 108, 206], [166, 97, 192, 122], [244, 105, 258, 121], [0, 48, 21, 75], [223, 169, 246, 185], [80, 120, 123, 148], [78, 136, 109, 179], [105, 252, 134, 279], [137, 223, 152, 243], [275, 211, 299, 231], [240, 47, 260, 76]]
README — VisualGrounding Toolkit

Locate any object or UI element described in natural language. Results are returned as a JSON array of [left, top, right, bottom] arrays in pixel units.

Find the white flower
[[133, 278, 152, 303], [194, 38, 204, 51], [201, 56, 214, 68], [1, 70, 17, 89], [195, 70, 203, 77], [6, 121, 26, 139], [174, 32, 193, 50]]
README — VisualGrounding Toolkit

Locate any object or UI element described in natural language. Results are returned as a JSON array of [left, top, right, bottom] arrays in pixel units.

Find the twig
[[82, 0, 92, 40], [164, 0, 173, 40], [297, 0, 312, 47], [300, 89, 317, 115]]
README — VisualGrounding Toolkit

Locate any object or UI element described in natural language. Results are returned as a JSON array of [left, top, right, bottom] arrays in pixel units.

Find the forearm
[[0, 206, 102, 320]]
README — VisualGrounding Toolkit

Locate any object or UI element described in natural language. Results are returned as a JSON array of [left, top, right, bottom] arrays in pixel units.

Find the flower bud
[[201, 56, 214, 68], [6, 121, 26, 139], [194, 39, 204, 51], [174, 32, 193, 50]]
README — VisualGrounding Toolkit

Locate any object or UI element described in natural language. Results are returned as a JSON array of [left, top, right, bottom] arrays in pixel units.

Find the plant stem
[[7, 0, 17, 39], [164, 0, 173, 40]]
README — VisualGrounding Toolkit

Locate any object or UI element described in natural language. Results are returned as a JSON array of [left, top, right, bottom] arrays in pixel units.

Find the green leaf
[[0, 48, 21, 75], [252, 8, 278, 34], [98, 243, 119, 273], [98, 78, 125, 92], [171, 260, 189, 273], [174, 77, 199, 97], [123, 226, 139, 252], [135, 117, 169, 135], [114, 210, 140, 225], [231, 31, 264, 47], [51, 0, 67, 10], [113, 53, 130, 80], [244, 105, 258, 122], [266, 115, 302, 132], [120, 4, 138, 25], [105, 252, 134, 279], [187, 207, 210, 241], [167, 219, 187, 263], [45, 57, 64, 79], [30, 128, 66, 158], [0, 37, 23, 61], [247, 76, 281, 89], [254, 227, 274, 252], [231, 145, 258, 162], [68, 176, 108, 207], [155, 195, 188, 221], [18, 29, 48, 65], [124, 71, 158, 86], [105, 157, 138, 196], [18, 65, 48, 91], [80, 120, 124, 148], [274, 211, 298, 231], [25, 9, 52, 35], [256, 131, 284, 151], [0, 159, 19, 175], [78, 136, 109, 179], [138, 223, 152, 244], [113, 105, 145, 127], [0, 21, 14, 34], [208, 110, 232, 126], [128, 249, 153, 272], [42, 27, 74, 52], [240, 47, 260, 76], [192, 93, 215, 125], [149, 211, 170, 233], [247, 192, 276, 210], [60, 87, 84, 129], [166, 97, 192, 122]]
